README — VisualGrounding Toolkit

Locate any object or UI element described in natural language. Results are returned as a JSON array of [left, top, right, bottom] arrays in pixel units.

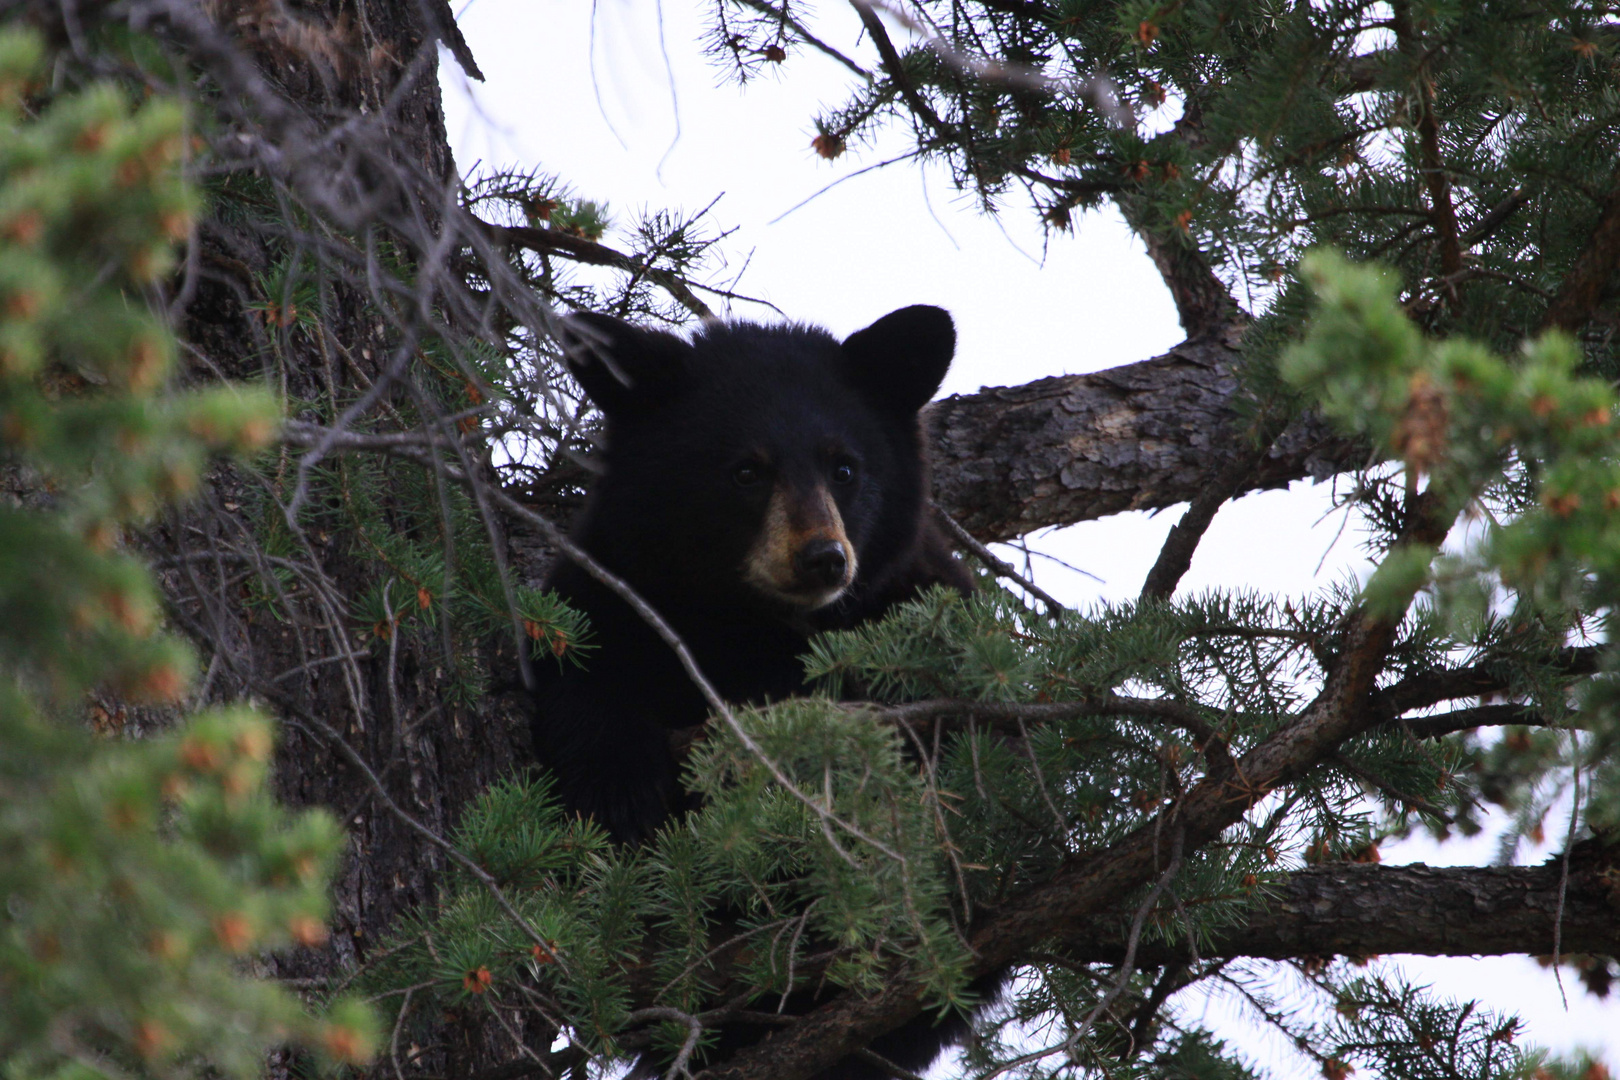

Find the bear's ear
[[559, 312, 691, 416], [840, 305, 955, 415]]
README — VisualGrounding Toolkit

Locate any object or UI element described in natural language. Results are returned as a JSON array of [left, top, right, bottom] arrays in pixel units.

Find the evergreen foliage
[[10, 1, 1620, 1078], [359, 251, 1617, 1077], [353, 0, 1620, 1066], [0, 28, 375, 1077]]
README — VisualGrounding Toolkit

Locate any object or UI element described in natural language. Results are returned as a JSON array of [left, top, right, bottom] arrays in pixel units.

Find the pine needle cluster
[[0, 28, 375, 1077]]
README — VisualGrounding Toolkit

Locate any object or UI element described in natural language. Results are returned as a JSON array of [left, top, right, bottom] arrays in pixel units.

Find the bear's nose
[[795, 539, 849, 588]]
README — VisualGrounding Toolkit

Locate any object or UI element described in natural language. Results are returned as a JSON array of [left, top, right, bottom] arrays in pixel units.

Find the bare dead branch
[[494, 224, 716, 319]]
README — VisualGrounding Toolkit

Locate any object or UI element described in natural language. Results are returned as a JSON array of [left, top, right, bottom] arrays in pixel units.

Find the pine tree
[[6, 1, 1620, 1079]]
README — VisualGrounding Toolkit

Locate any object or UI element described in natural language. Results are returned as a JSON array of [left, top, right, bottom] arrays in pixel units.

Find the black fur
[[529, 306, 982, 1078], [532, 306, 969, 843]]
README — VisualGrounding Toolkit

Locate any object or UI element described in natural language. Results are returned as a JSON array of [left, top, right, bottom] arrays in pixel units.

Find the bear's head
[[559, 306, 955, 614]]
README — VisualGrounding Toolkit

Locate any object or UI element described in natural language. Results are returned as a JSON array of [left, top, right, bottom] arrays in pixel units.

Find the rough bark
[[1057, 849, 1620, 966], [925, 333, 1364, 543]]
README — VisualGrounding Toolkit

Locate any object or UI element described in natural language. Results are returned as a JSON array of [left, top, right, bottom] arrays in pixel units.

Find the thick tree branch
[[1114, 88, 1246, 340], [1402, 703, 1574, 739], [1134, 224, 1245, 340], [652, 832, 1619, 1056], [924, 337, 1363, 542], [1055, 847, 1620, 965], [1463, 187, 1532, 249], [1392, 3, 1463, 281], [1378, 647, 1602, 716]]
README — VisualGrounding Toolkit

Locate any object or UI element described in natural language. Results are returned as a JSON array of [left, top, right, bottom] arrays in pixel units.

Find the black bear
[[531, 304, 972, 845], [530, 305, 987, 1079]]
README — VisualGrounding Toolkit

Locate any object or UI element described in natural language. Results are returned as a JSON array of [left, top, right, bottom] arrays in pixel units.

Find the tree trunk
[[109, 0, 539, 1069]]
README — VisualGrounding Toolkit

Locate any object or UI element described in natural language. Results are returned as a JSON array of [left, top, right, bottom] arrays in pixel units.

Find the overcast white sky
[[439, 0, 1619, 1070]]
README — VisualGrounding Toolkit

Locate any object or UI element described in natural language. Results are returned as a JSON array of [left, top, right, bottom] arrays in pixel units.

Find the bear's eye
[[733, 464, 763, 487], [831, 462, 856, 485]]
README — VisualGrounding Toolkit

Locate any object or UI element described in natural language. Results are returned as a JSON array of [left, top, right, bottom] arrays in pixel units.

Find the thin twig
[[853, 1048, 927, 1080], [1140, 418, 1283, 603], [1070, 827, 1185, 1046], [932, 503, 1065, 615], [1552, 730, 1584, 1009], [731, 0, 872, 80], [1329, 751, 1454, 824]]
